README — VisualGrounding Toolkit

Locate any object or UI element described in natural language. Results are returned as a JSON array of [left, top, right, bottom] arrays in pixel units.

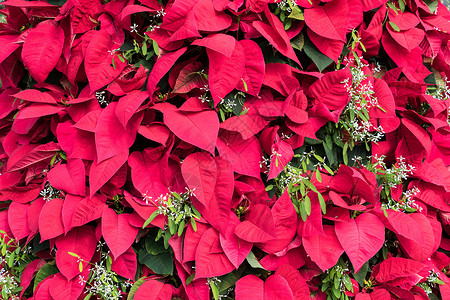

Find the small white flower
[[130, 23, 138, 33]]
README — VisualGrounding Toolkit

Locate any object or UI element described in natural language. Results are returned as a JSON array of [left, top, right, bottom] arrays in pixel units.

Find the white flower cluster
[[340, 57, 385, 143], [0, 268, 20, 300], [371, 155, 415, 187], [417, 270, 443, 295], [84, 252, 122, 300], [144, 187, 198, 224], [427, 77, 450, 100], [95, 91, 108, 106], [276, 0, 297, 13], [39, 181, 61, 201]]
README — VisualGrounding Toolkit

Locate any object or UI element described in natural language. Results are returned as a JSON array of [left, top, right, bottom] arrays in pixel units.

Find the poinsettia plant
[[1, 0, 450, 299]]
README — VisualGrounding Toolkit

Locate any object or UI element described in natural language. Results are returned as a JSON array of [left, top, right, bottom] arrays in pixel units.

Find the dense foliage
[[1, 0, 450, 299]]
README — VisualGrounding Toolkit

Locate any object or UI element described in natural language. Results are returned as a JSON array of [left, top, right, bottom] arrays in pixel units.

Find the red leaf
[[216, 131, 262, 178], [55, 226, 97, 280], [304, 0, 349, 42], [181, 152, 217, 208], [0, 35, 20, 64], [264, 274, 294, 300], [191, 34, 236, 57], [236, 39, 265, 96], [268, 139, 294, 180], [388, 10, 419, 30], [172, 62, 208, 94], [235, 204, 277, 243], [95, 102, 142, 163], [308, 68, 352, 113], [85, 30, 127, 93], [49, 271, 89, 300], [235, 275, 264, 300], [13, 89, 57, 104], [89, 150, 128, 196], [128, 149, 170, 201], [219, 214, 253, 269], [39, 198, 65, 241], [397, 213, 435, 262], [164, 107, 219, 155], [147, 47, 187, 97], [302, 225, 344, 271], [383, 210, 424, 245], [276, 264, 311, 300], [8, 202, 31, 240], [16, 104, 64, 119], [47, 159, 85, 196], [220, 113, 268, 139], [69, 195, 107, 230], [195, 228, 235, 278], [260, 190, 297, 253], [308, 28, 345, 63], [375, 257, 426, 283], [22, 20, 64, 83], [252, 8, 301, 66], [335, 213, 385, 272], [115, 90, 149, 128], [193, 0, 232, 31], [134, 279, 172, 300], [387, 27, 425, 52], [111, 246, 137, 280], [207, 41, 245, 105], [101, 208, 139, 258]]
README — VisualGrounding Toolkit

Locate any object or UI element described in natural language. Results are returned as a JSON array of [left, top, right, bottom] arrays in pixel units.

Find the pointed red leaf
[[172, 62, 209, 94], [134, 279, 172, 300], [181, 152, 217, 208], [397, 213, 435, 262], [195, 228, 235, 278], [216, 131, 262, 178], [304, 0, 349, 42], [22, 20, 64, 83], [55, 226, 97, 280], [8, 202, 31, 240], [276, 264, 311, 300], [375, 257, 426, 283], [164, 107, 219, 155], [95, 102, 142, 163], [191, 34, 236, 57], [85, 30, 127, 93], [207, 42, 245, 105], [264, 274, 294, 300], [49, 271, 88, 300], [236, 39, 265, 96], [260, 190, 297, 253], [111, 246, 137, 280], [335, 213, 385, 273], [387, 27, 425, 52], [147, 47, 187, 96], [235, 204, 277, 243], [89, 150, 128, 196], [193, 0, 232, 31], [39, 198, 65, 241], [47, 159, 85, 196], [115, 90, 149, 128], [13, 89, 57, 104], [219, 214, 253, 269], [384, 210, 424, 245], [235, 275, 264, 300], [302, 225, 344, 271], [101, 208, 139, 258]]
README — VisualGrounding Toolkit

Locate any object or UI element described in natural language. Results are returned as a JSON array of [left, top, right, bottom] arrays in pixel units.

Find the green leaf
[[84, 293, 94, 300], [343, 275, 353, 292], [353, 262, 369, 287], [190, 217, 197, 231], [303, 179, 318, 193], [291, 34, 304, 51], [185, 273, 195, 285], [127, 277, 147, 300], [168, 219, 176, 235], [68, 252, 79, 258], [304, 195, 311, 215], [288, 6, 304, 20], [325, 135, 333, 151], [143, 210, 159, 228], [152, 40, 159, 56], [216, 271, 240, 293], [317, 192, 326, 214], [79, 261, 83, 272], [142, 42, 147, 56], [303, 38, 333, 72], [388, 21, 400, 32], [246, 251, 266, 270], [34, 262, 59, 291], [138, 249, 173, 275], [211, 281, 219, 300], [178, 219, 185, 236], [343, 142, 349, 165], [315, 169, 322, 182]]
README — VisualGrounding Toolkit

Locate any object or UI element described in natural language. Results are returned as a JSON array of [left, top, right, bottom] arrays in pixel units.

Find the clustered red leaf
[[1, 0, 450, 299]]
